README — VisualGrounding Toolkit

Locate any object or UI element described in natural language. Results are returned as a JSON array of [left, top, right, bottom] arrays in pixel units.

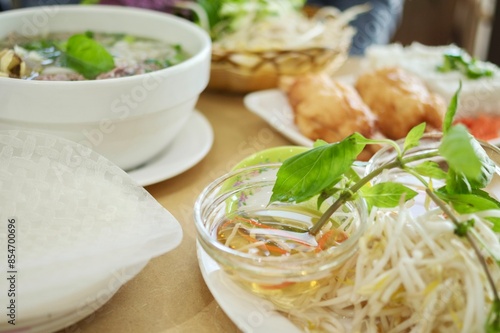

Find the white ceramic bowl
[[0, 5, 211, 171]]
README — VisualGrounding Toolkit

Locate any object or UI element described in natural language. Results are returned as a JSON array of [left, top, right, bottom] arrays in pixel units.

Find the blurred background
[[0, 0, 498, 64], [391, 0, 498, 64]]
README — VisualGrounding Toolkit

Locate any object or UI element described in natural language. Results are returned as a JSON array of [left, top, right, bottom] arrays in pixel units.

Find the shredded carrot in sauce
[[315, 229, 349, 252], [454, 114, 500, 141], [237, 228, 289, 255], [219, 215, 349, 259]]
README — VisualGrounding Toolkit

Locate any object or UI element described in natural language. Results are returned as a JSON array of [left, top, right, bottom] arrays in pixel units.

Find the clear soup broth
[[0, 31, 189, 80]]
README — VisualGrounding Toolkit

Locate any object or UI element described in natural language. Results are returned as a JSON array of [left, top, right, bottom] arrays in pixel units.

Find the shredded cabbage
[[211, 4, 369, 52], [175, 0, 369, 52]]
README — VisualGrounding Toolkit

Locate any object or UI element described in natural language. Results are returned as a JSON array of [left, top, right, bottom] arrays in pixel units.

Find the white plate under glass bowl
[[127, 110, 213, 186], [197, 243, 301, 333]]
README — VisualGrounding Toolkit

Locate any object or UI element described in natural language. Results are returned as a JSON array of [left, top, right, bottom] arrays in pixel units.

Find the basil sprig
[[270, 85, 500, 331], [437, 49, 494, 79], [64, 33, 115, 79]]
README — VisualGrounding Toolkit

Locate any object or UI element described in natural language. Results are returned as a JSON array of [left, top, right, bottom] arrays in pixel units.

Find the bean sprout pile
[[280, 201, 500, 332]]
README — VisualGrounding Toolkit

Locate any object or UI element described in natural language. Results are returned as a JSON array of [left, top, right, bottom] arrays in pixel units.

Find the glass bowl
[[194, 163, 368, 309]]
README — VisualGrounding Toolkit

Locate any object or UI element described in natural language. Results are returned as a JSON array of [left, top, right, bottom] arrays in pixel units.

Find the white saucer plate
[[197, 243, 301, 333], [243, 89, 313, 148], [128, 110, 213, 186]]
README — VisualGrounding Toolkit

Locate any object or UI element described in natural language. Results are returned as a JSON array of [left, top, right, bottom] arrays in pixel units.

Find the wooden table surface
[[64, 89, 292, 333], [57, 58, 363, 333]]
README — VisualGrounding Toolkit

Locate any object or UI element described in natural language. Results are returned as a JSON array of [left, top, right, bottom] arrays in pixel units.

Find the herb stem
[[425, 188, 500, 304], [312, 147, 500, 317], [309, 149, 440, 235]]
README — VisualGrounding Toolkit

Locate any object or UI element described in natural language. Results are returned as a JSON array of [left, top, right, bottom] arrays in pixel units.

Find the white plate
[[127, 110, 213, 186], [244, 89, 313, 148], [244, 89, 500, 147], [197, 243, 301, 333]]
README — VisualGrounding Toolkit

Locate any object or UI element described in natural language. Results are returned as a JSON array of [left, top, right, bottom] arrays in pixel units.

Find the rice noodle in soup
[[0, 31, 190, 81]]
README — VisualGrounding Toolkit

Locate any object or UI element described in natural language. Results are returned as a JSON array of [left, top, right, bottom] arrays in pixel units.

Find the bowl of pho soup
[[0, 5, 211, 170]]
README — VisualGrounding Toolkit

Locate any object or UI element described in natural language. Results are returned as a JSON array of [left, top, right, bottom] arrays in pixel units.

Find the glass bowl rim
[[193, 163, 369, 265]]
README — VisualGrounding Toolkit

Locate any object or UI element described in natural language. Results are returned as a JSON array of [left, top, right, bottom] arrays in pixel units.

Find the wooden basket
[[208, 43, 351, 93]]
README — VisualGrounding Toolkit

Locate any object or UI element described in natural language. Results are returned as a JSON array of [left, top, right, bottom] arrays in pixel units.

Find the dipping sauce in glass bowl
[[194, 163, 368, 309]]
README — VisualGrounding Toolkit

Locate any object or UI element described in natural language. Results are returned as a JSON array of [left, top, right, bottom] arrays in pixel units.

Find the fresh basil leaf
[[439, 125, 496, 194], [474, 189, 500, 209], [403, 122, 426, 152], [467, 62, 494, 79], [344, 167, 362, 183], [454, 219, 475, 237], [270, 134, 365, 204], [441, 189, 500, 232], [412, 160, 447, 179], [362, 182, 418, 208], [65, 34, 115, 79], [313, 139, 328, 147], [445, 171, 469, 194], [437, 51, 494, 79], [442, 82, 462, 134], [315, 167, 361, 208], [486, 299, 500, 333], [437, 53, 456, 72], [462, 195, 499, 213], [350, 132, 375, 145], [439, 125, 492, 185]]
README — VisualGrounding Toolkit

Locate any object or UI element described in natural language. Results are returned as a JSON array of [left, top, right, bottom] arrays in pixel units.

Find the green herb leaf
[[443, 81, 462, 134], [486, 299, 500, 332], [439, 125, 494, 186], [313, 139, 328, 147], [362, 182, 418, 208], [437, 189, 500, 231], [403, 122, 426, 152], [65, 34, 115, 79], [467, 59, 494, 79], [270, 134, 365, 204], [437, 50, 494, 79], [444, 169, 472, 194], [209, 0, 306, 39], [412, 161, 447, 179], [80, 0, 100, 4], [440, 192, 500, 213], [315, 167, 361, 208], [454, 219, 475, 237]]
